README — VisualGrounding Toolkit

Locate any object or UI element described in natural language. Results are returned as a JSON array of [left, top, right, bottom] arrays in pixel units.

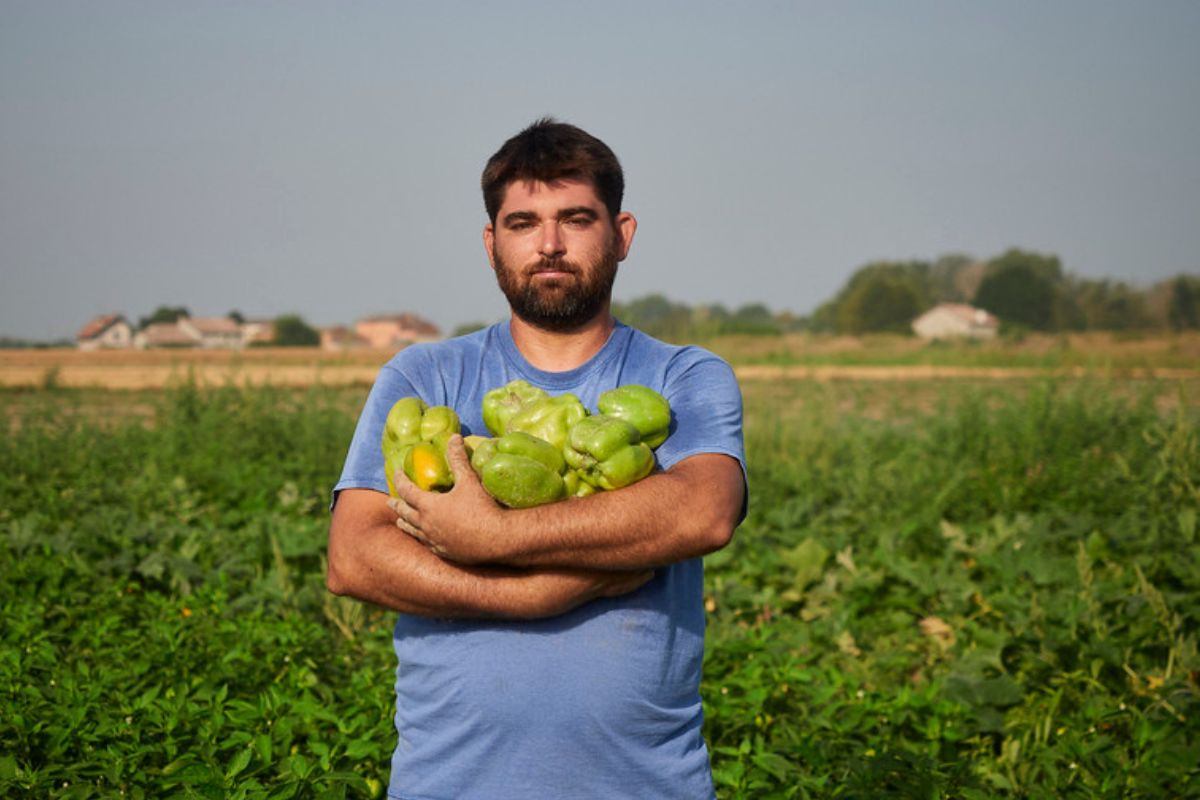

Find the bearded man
[[327, 118, 746, 800]]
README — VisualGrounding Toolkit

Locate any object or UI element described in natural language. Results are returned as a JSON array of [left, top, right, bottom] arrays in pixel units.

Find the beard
[[493, 237, 620, 332]]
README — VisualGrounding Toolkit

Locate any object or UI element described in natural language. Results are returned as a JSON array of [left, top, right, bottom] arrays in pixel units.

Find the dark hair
[[482, 117, 624, 223]]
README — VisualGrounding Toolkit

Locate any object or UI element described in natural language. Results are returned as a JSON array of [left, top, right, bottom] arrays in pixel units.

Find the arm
[[392, 435, 745, 571], [326, 487, 654, 619]]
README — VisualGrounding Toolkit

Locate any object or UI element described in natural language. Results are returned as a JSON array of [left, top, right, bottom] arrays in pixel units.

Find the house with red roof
[[77, 314, 133, 350], [354, 313, 441, 349]]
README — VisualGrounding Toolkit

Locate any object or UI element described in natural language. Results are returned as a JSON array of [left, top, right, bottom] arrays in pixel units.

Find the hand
[[390, 434, 506, 564]]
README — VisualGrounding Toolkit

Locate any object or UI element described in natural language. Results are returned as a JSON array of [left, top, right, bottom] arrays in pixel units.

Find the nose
[[538, 223, 565, 258]]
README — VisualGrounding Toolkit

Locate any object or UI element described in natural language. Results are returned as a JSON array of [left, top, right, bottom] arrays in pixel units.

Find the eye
[[565, 216, 593, 228]]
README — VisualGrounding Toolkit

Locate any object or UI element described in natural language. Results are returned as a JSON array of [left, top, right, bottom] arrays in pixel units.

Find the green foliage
[[272, 314, 320, 347], [451, 322, 488, 337], [612, 295, 785, 341], [2, 380, 1198, 797], [975, 250, 1062, 331], [0, 385, 392, 797], [138, 305, 190, 330], [704, 379, 1200, 797], [1168, 276, 1200, 331], [835, 265, 925, 334]]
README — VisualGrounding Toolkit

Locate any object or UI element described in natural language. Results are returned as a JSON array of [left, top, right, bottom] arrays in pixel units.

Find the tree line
[[614, 249, 1200, 340]]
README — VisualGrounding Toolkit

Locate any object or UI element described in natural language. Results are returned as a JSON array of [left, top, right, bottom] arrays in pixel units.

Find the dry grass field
[[3, 331, 1198, 391]]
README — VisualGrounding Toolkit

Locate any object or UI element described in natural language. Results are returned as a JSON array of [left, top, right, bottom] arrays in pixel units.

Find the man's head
[[482, 117, 624, 225], [482, 119, 636, 332]]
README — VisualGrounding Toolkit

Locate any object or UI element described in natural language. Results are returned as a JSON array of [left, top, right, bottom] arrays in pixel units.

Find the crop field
[[2, 346, 1198, 797]]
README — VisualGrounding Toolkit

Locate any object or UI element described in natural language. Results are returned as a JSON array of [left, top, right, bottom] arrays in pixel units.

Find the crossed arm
[[326, 436, 744, 620]]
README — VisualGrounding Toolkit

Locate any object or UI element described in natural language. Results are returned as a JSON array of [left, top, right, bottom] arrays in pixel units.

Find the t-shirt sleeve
[[653, 351, 747, 524], [332, 364, 421, 503], [654, 351, 746, 474]]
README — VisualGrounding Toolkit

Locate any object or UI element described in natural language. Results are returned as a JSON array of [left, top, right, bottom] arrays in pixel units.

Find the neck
[[509, 310, 616, 372]]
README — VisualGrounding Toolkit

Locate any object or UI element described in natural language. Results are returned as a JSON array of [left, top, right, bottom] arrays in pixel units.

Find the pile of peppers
[[380, 380, 671, 509]]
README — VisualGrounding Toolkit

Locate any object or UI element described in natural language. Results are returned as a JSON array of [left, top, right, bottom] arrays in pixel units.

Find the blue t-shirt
[[334, 320, 745, 800]]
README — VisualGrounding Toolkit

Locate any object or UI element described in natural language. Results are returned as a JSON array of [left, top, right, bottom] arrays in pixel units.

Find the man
[[327, 118, 746, 799]]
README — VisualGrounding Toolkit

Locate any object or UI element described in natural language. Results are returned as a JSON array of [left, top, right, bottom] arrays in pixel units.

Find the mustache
[[529, 258, 580, 275]]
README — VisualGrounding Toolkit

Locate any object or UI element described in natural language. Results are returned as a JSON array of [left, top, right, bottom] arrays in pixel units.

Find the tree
[[612, 294, 693, 341], [836, 271, 922, 334], [725, 303, 780, 335], [974, 250, 1062, 331], [451, 322, 487, 337], [1073, 279, 1147, 330], [138, 305, 190, 330], [272, 314, 320, 347], [823, 261, 929, 334], [227, 309, 246, 325], [1168, 276, 1200, 330]]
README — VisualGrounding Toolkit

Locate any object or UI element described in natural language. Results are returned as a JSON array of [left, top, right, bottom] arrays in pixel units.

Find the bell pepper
[[482, 379, 549, 437], [404, 438, 454, 492], [563, 415, 655, 491], [597, 384, 671, 449], [506, 393, 588, 451], [472, 431, 567, 508], [563, 469, 597, 498], [380, 396, 460, 496]]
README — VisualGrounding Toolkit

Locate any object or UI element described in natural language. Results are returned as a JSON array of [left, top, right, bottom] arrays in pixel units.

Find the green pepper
[[506, 393, 588, 451], [381, 397, 460, 496], [482, 379, 549, 437], [563, 415, 655, 491], [563, 469, 597, 498], [473, 431, 567, 508], [597, 384, 671, 449]]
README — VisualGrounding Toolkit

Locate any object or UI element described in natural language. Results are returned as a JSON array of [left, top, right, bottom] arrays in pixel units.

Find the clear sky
[[2, 1, 1198, 340]]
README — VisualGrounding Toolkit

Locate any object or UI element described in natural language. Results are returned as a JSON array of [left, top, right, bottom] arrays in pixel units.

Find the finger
[[392, 465, 424, 508], [445, 434, 473, 481], [388, 496, 418, 526]]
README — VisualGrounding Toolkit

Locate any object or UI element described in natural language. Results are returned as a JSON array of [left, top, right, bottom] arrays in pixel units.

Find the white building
[[77, 314, 133, 350], [912, 303, 999, 340]]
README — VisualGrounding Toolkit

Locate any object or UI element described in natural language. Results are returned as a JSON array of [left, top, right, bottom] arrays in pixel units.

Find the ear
[[482, 222, 497, 270], [614, 212, 637, 262]]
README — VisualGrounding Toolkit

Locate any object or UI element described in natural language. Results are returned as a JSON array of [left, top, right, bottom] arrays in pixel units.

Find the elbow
[[325, 555, 350, 596], [698, 519, 736, 556], [325, 538, 359, 597]]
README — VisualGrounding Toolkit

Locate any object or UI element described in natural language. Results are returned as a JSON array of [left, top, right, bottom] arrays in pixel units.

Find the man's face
[[484, 179, 636, 332]]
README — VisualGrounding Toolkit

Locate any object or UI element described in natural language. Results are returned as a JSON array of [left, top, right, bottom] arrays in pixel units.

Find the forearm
[[497, 455, 742, 570], [327, 489, 650, 619]]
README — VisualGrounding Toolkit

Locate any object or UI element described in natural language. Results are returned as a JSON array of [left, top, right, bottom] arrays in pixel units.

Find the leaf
[[750, 750, 794, 782], [254, 734, 272, 764], [225, 747, 252, 781], [780, 537, 829, 592]]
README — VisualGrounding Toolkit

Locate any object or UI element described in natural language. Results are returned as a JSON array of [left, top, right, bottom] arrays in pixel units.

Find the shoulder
[[380, 324, 496, 380], [619, 324, 737, 388]]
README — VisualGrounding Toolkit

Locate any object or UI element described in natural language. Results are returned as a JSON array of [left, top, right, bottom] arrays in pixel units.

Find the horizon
[[3, 2, 1199, 341]]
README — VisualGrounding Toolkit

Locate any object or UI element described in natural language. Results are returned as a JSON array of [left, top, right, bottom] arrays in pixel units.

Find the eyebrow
[[501, 206, 601, 227]]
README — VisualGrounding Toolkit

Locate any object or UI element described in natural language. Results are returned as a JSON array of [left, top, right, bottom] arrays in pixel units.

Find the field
[[2, 337, 1199, 798]]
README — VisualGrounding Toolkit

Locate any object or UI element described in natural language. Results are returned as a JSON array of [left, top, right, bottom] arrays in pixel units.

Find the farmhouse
[[179, 317, 244, 349], [912, 303, 999, 340], [320, 325, 370, 351], [134, 322, 198, 349], [355, 313, 441, 349], [239, 319, 275, 347], [77, 314, 133, 350]]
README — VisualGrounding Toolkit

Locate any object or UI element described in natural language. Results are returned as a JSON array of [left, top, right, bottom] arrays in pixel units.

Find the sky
[[2, 1, 1198, 341]]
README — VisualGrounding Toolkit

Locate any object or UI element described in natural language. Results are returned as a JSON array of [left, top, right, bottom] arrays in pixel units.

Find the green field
[[2, 373, 1198, 798]]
